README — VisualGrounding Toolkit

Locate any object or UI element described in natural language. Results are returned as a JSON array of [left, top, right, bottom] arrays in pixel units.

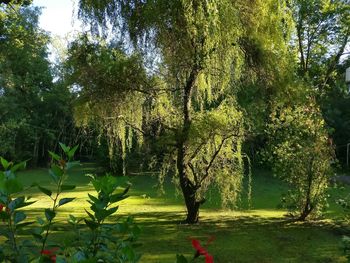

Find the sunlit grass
[[11, 164, 350, 262]]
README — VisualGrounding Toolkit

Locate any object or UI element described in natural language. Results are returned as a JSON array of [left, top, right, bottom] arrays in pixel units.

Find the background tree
[[265, 93, 334, 220], [0, 4, 76, 166], [289, 0, 350, 166], [290, 0, 350, 87], [65, 35, 149, 174]]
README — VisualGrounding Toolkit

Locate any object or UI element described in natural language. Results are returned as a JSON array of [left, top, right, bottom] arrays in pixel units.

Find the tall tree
[[289, 0, 350, 165], [73, 0, 297, 223], [0, 4, 76, 165], [290, 0, 350, 91]]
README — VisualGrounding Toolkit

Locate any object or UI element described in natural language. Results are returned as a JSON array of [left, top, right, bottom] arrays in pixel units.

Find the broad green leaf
[[58, 198, 75, 207], [0, 157, 10, 170], [8, 196, 25, 210], [88, 193, 99, 203], [17, 201, 36, 209], [84, 219, 98, 230], [68, 214, 77, 224], [37, 217, 45, 225], [5, 178, 23, 194], [67, 145, 79, 159], [15, 221, 33, 229], [61, 184, 76, 191], [110, 191, 129, 203], [45, 208, 56, 221], [176, 254, 188, 263], [14, 211, 26, 224], [95, 206, 119, 222], [50, 164, 63, 178], [85, 209, 95, 221], [49, 169, 59, 183], [48, 151, 61, 161], [59, 143, 70, 154], [38, 186, 52, 197], [10, 161, 26, 173]]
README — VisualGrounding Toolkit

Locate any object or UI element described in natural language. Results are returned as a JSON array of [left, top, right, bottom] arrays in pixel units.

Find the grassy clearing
[[13, 164, 350, 262]]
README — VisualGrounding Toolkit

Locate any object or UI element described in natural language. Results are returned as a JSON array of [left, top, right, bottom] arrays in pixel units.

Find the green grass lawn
[[12, 164, 350, 262]]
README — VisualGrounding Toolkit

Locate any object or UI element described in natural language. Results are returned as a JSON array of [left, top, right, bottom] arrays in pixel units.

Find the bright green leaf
[[38, 186, 52, 197], [61, 184, 76, 191], [59, 143, 70, 154], [45, 208, 56, 221], [14, 211, 26, 224], [58, 198, 75, 207], [48, 151, 61, 161], [0, 157, 10, 170]]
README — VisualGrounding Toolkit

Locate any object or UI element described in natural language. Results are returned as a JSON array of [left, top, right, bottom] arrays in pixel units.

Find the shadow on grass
[[11, 208, 346, 263], [12, 166, 349, 262], [131, 211, 346, 263]]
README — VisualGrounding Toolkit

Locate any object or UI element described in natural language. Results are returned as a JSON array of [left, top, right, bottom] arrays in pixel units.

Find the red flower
[[191, 238, 214, 263], [41, 248, 58, 263], [0, 204, 4, 212], [41, 250, 52, 255]]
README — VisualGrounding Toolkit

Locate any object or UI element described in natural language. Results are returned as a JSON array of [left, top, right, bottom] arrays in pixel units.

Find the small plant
[[34, 143, 79, 259], [62, 174, 141, 262], [0, 157, 34, 262], [0, 143, 141, 263]]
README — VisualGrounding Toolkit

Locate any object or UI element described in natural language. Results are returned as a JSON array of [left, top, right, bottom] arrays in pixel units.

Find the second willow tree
[[72, 0, 292, 223]]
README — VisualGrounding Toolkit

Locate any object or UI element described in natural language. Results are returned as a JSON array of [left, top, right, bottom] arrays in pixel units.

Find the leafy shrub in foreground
[[0, 143, 140, 263]]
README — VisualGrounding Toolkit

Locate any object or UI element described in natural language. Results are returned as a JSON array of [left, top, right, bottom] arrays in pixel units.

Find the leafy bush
[[0, 143, 140, 263], [265, 103, 334, 220]]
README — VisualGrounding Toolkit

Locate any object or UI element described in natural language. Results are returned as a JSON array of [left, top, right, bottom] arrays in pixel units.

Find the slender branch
[[189, 140, 207, 162], [200, 134, 236, 184], [188, 162, 199, 185], [297, 18, 306, 73]]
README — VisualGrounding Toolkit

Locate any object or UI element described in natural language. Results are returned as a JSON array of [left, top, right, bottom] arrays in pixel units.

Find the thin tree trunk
[[177, 67, 200, 224], [298, 157, 315, 221]]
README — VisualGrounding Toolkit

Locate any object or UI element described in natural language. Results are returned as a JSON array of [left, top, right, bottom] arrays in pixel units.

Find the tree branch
[[188, 162, 199, 185], [200, 134, 236, 184]]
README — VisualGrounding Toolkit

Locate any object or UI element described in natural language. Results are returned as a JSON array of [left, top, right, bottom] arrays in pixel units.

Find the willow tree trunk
[[177, 67, 200, 224]]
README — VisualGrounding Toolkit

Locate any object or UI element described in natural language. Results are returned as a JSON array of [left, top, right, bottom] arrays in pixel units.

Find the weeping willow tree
[[65, 35, 147, 174], [73, 0, 295, 223]]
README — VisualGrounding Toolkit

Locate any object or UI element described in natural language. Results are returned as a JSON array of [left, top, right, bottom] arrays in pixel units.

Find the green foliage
[[65, 35, 147, 174], [0, 158, 35, 262], [30, 143, 78, 260], [0, 145, 141, 262], [290, 0, 350, 88], [62, 174, 140, 262], [186, 100, 247, 208], [0, 5, 77, 166], [265, 99, 334, 219], [76, 0, 256, 223]]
